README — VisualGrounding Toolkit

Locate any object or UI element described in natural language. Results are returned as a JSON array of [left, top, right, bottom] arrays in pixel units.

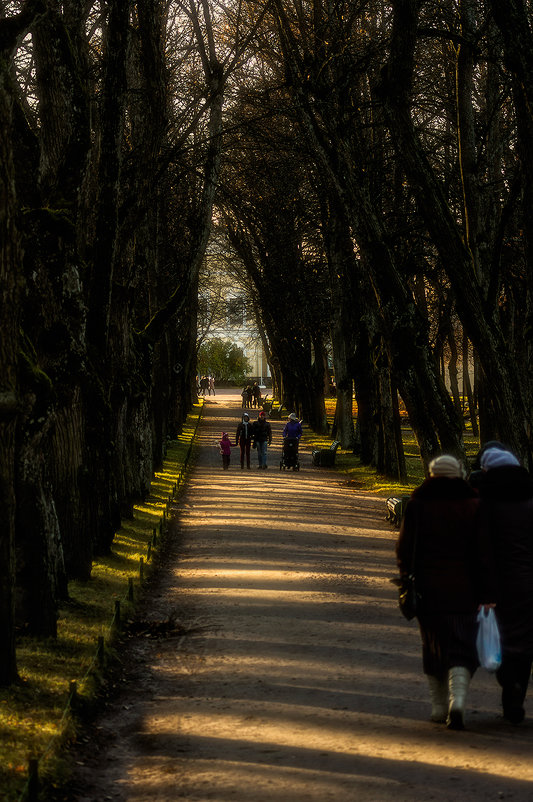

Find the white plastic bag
[[476, 607, 502, 672]]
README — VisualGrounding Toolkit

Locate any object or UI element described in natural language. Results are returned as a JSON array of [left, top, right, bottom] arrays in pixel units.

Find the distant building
[[199, 291, 270, 385]]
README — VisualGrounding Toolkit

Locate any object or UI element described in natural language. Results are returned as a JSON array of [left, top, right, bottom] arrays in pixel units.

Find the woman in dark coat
[[397, 455, 493, 729], [478, 447, 533, 724]]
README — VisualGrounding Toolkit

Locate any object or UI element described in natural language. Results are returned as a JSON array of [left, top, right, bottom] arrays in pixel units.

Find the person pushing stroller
[[281, 412, 302, 471]]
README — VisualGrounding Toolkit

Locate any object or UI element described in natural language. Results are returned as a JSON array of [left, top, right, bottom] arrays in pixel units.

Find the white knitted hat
[[429, 455, 463, 479]]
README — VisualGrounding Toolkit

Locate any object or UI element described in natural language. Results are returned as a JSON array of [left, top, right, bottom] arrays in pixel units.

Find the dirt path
[[68, 390, 533, 801]]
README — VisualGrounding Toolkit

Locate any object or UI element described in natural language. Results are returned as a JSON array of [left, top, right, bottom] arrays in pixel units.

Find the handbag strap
[[408, 502, 418, 576]]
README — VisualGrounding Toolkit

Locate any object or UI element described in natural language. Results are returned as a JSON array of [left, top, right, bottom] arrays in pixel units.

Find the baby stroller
[[280, 437, 300, 471]]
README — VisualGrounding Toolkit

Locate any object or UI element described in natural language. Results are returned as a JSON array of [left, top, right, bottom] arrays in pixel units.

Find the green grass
[[303, 396, 482, 496], [0, 402, 203, 802]]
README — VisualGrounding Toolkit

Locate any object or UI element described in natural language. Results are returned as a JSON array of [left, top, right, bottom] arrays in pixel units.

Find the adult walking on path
[[66, 390, 533, 801], [235, 411, 253, 469], [397, 455, 494, 731], [252, 409, 272, 469], [478, 447, 533, 724]]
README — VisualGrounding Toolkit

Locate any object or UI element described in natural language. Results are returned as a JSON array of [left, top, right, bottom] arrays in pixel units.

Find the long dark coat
[[397, 476, 493, 676], [397, 477, 490, 615], [252, 418, 272, 445], [235, 420, 253, 445], [479, 466, 533, 655]]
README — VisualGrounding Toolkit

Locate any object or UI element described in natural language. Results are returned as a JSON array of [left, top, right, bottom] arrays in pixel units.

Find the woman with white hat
[[397, 454, 494, 729]]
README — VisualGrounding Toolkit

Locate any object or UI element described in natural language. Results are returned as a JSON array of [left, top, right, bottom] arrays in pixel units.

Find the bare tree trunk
[[447, 330, 462, 419], [30, 3, 101, 579], [331, 318, 355, 449], [324, 200, 355, 448], [0, 51, 22, 684], [462, 331, 478, 437], [87, 0, 130, 352]]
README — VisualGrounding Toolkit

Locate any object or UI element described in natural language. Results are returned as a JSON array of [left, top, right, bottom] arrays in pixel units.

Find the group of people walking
[[241, 382, 262, 408], [219, 410, 302, 470], [397, 443, 533, 730], [198, 375, 215, 396]]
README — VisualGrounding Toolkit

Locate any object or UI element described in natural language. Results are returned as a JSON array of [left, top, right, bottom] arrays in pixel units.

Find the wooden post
[[69, 679, 78, 713], [97, 635, 105, 667], [152, 527, 157, 545], [28, 757, 39, 801], [128, 577, 134, 602], [114, 600, 121, 628], [147, 541, 152, 561]]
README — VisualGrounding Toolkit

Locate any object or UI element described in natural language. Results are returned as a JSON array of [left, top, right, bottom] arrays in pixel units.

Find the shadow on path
[[68, 390, 533, 801]]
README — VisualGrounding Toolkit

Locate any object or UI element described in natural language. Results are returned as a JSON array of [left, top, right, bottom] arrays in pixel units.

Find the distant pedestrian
[[209, 376, 215, 396], [252, 381, 262, 408], [478, 447, 533, 724], [282, 412, 302, 440], [281, 413, 302, 471], [236, 413, 253, 469], [246, 385, 253, 408], [252, 410, 272, 469], [219, 432, 231, 470], [397, 454, 494, 730]]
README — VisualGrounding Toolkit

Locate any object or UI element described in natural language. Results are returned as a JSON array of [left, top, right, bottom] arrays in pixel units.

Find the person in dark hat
[[479, 448, 533, 724], [468, 440, 507, 490], [252, 410, 272, 469]]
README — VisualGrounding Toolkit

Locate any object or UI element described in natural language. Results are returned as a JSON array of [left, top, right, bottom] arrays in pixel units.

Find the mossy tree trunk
[[25, 3, 94, 587]]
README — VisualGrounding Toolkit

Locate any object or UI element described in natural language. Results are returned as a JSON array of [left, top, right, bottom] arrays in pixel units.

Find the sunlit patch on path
[[71, 390, 533, 801]]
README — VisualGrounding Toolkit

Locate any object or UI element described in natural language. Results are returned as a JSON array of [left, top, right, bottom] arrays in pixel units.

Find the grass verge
[[303, 397, 482, 496], [0, 401, 203, 802]]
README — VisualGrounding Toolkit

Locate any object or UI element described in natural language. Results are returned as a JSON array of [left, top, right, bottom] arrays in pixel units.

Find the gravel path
[[67, 390, 533, 801]]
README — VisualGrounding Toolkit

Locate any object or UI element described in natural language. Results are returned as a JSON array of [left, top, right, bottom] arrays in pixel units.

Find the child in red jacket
[[219, 432, 231, 470]]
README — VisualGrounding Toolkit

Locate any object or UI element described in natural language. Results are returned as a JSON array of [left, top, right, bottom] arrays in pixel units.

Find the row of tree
[[2, 0, 533, 686], [0, 0, 249, 685], [211, 0, 533, 479]]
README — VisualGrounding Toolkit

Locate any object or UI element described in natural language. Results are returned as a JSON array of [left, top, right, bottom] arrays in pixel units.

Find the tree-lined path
[[68, 391, 533, 801]]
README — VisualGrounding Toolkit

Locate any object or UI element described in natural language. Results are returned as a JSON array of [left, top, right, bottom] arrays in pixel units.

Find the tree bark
[[323, 198, 356, 449], [0, 50, 21, 684], [87, 0, 130, 353]]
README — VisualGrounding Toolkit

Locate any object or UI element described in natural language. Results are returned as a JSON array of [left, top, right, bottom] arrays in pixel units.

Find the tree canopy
[[197, 338, 251, 383]]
